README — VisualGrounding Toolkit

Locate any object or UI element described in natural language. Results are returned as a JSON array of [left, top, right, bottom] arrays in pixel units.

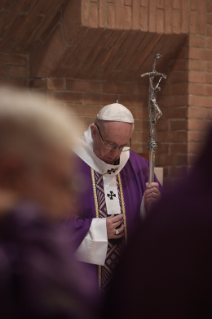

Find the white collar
[[74, 125, 129, 175]]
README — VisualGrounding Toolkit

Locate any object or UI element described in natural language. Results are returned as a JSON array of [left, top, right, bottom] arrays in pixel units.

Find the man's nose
[[110, 147, 121, 156]]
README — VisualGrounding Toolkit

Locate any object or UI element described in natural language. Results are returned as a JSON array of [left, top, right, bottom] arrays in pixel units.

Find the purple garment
[[0, 202, 98, 319], [102, 128, 212, 319], [67, 151, 163, 288]]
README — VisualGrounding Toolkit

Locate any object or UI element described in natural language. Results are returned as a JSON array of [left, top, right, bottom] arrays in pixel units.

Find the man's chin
[[103, 156, 116, 164]]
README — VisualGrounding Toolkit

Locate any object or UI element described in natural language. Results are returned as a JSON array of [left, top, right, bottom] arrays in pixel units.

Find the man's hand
[[144, 182, 161, 212], [106, 214, 124, 239]]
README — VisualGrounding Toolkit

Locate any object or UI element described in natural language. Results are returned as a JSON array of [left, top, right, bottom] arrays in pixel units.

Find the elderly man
[[70, 103, 163, 292], [0, 88, 95, 319]]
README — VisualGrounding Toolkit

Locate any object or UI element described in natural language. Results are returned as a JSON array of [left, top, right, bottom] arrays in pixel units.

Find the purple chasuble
[[67, 151, 163, 292]]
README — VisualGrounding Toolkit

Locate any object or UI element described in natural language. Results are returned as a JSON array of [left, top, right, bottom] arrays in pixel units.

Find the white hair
[[0, 87, 79, 162]]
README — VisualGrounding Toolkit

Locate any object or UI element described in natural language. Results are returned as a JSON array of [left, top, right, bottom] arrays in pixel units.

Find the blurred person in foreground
[[0, 87, 96, 319], [102, 126, 212, 319]]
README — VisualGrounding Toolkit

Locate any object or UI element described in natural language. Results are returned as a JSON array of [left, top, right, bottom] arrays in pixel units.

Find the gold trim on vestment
[[117, 173, 127, 244], [91, 168, 127, 291], [91, 168, 101, 289], [91, 168, 99, 218]]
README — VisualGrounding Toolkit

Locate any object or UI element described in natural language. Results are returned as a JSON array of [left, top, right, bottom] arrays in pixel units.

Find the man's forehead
[[102, 121, 133, 141]]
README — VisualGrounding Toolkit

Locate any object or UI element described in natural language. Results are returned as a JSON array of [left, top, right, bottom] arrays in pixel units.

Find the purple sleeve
[[64, 214, 92, 251]]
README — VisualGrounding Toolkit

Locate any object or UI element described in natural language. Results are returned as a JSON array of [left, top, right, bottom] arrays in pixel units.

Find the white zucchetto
[[96, 103, 134, 123]]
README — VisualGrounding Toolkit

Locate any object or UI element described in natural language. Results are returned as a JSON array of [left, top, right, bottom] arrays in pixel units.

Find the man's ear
[[90, 124, 97, 140]]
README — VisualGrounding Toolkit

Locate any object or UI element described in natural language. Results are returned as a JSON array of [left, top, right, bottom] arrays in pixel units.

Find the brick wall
[[0, 0, 212, 187]]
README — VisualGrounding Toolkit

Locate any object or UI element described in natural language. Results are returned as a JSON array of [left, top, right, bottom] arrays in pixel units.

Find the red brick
[[189, 95, 212, 108], [29, 79, 47, 89], [188, 71, 205, 83], [170, 144, 187, 155], [207, 13, 212, 24], [90, 2, 98, 28], [188, 120, 206, 131], [207, 24, 212, 37], [84, 93, 118, 106], [124, 5, 132, 29], [204, 50, 212, 61], [188, 84, 205, 95], [69, 104, 101, 116], [134, 119, 149, 131], [99, 0, 106, 27], [156, 131, 187, 143], [156, 143, 169, 154], [47, 78, 66, 91], [50, 92, 84, 104], [159, 95, 188, 107], [169, 84, 188, 95], [81, 0, 90, 26], [149, 0, 156, 32], [169, 71, 188, 83], [169, 59, 188, 71], [206, 37, 212, 48], [156, 119, 169, 131], [170, 119, 187, 131], [157, 154, 187, 166], [172, 9, 181, 33], [140, 0, 148, 6], [189, 35, 205, 48], [119, 94, 146, 107], [9, 65, 28, 77], [0, 64, 7, 77], [206, 61, 212, 72], [206, 85, 212, 95], [164, 0, 172, 33], [84, 116, 97, 128], [102, 82, 137, 94], [198, 0, 206, 35], [157, 0, 164, 9], [125, 0, 132, 5], [205, 108, 212, 118], [107, 5, 116, 28], [181, 0, 189, 33], [190, 10, 197, 34], [0, 78, 28, 88], [67, 80, 102, 93], [188, 107, 206, 119], [138, 106, 149, 119], [190, 0, 197, 10], [140, 6, 148, 31], [188, 59, 205, 71], [177, 47, 189, 59], [156, 8, 164, 33], [116, 0, 124, 29], [132, 0, 139, 29], [207, 1, 212, 12], [127, 106, 139, 119], [173, 0, 180, 9]]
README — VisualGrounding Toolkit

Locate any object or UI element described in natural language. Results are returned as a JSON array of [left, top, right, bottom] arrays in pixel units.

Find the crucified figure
[[140, 53, 167, 184]]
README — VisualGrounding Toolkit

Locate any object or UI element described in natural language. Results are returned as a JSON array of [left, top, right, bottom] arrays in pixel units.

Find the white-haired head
[[0, 87, 78, 162], [0, 87, 81, 219]]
